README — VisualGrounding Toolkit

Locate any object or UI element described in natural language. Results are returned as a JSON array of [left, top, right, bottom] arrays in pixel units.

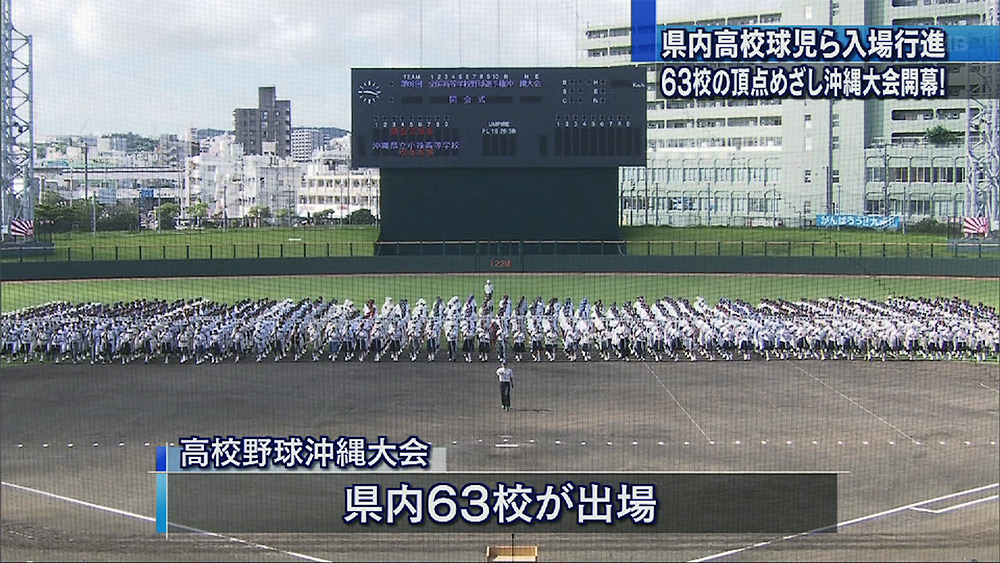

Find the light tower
[[0, 0, 37, 238], [1, 0, 34, 241], [965, 0, 1000, 234]]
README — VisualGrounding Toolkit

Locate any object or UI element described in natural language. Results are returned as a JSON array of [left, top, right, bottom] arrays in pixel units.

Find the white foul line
[[644, 363, 712, 443], [791, 363, 918, 444], [1, 481, 330, 563], [909, 494, 999, 514], [689, 482, 999, 562]]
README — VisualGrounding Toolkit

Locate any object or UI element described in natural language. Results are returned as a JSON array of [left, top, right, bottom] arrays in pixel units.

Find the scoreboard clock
[[351, 67, 647, 169]]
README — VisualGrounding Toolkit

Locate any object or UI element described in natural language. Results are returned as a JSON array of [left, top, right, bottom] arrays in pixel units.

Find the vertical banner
[[631, 0, 657, 63], [156, 446, 168, 534]]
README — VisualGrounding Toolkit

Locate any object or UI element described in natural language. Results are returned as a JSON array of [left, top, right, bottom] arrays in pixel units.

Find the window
[[831, 169, 840, 183], [804, 114, 812, 129], [832, 136, 840, 150], [804, 169, 812, 183]]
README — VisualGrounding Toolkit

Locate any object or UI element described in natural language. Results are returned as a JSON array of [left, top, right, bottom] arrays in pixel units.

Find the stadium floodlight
[[1, 0, 35, 241]]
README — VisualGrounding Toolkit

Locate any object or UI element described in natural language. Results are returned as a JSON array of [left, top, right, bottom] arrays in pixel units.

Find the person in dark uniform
[[496, 359, 514, 411]]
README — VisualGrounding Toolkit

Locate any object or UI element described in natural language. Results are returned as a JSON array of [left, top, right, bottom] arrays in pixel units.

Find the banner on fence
[[962, 216, 989, 236], [10, 218, 34, 237], [816, 214, 900, 230]]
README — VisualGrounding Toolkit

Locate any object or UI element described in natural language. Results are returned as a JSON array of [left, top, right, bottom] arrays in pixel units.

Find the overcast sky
[[16, 0, 708, 137], [15, 0, 786, 137]]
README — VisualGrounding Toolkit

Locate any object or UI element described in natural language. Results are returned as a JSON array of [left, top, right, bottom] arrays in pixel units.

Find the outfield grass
[[47, 225, 948, 246], [49, 225, 380, 246], [619, 225, 951, 244], [3, 274, 996, 313], [11, 226, 380, 260], [7, 225, 991, 262]]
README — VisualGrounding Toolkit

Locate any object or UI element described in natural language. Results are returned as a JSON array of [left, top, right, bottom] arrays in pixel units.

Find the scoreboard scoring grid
[[351, 67, 648, 169]]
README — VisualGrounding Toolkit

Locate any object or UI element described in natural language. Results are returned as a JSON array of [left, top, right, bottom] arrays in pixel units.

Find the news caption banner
[[154, 435, 840, 534], [630, 0, 1000, 100]]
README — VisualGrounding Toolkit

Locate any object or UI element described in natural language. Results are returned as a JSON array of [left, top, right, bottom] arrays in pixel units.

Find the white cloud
[[13, 0, 682, 134]]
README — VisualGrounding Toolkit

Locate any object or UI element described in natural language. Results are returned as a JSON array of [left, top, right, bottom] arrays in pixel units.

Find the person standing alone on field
[[484, 279, 494, 308], [496, 359, 514, 411]]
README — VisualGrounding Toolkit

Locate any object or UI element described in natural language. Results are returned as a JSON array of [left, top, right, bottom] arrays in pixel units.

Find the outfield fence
[[2, 239, 998, 262]]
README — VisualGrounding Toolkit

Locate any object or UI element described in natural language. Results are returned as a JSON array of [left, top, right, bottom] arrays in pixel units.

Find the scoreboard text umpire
[[496, 359, 514, 411]]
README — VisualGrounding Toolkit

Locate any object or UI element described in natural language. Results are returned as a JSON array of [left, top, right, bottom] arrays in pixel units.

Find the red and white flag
[[10, 218, 33, 237], [962, 216, 988, 236]]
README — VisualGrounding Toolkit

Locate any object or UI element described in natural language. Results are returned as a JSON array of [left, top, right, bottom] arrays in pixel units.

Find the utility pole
[[84, 143, 95, 235], [707, 182, 712, 227], [881, 142, 890, 217], [223, 174, 228, 233], [644, 168, 649, 226]]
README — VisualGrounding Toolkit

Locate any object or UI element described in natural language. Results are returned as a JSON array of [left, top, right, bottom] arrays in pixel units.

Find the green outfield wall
[[1, 255, 996, 281]]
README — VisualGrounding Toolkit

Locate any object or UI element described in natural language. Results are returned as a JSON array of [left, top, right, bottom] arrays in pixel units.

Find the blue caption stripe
[[631, 0, 657, 62], [156, 473, 168, 533], [156, 445, 167, 472], [629, 12, 999, 63]]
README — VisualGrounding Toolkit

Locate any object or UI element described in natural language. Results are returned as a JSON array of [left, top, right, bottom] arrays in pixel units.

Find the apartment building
[[234, 86, 292, 158], [581, 0, 994, 227]]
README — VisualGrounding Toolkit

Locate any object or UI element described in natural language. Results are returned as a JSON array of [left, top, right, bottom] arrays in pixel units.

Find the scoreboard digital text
[[351, 67, 648, 169]]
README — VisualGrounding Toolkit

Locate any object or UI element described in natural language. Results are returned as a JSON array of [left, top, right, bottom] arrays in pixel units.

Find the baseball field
[[2, 273, 998, 561]]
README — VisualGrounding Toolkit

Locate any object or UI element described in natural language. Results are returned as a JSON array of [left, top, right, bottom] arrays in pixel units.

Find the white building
[[291, 128, 324, 161], [184, 132, 380, 223], [184, 135, 244, 220], [242, 155, 302, 222], [97, 135, 127, 153], [582, 0, 994, 227], [299, 149, 380, 220]]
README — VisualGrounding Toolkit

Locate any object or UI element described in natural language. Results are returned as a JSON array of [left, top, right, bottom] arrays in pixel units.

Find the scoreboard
[[351, 67, 647, 169]]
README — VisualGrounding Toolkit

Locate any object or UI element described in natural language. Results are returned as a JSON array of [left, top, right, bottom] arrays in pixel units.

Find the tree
[[247, 205, 271, 218], [35, 192, 74, 233], [157, 203, 181, 230], [925, 125, 955, 146], [98, 202, 140, 232], [188, 201, 209, 227], [347, 208, 376, 225], [247, 205, 271, 228], [312, 208, 340, 225], [275, 206, 296, 226]]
